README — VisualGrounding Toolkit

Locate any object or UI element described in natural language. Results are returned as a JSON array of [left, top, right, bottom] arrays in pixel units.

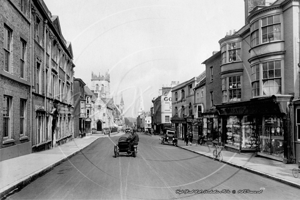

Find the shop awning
[[216, 95, 291, 116], [171, 114, 186, 123]]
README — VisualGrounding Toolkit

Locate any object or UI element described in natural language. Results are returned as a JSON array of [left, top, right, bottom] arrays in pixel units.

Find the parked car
[[161, 130, 177, 146]]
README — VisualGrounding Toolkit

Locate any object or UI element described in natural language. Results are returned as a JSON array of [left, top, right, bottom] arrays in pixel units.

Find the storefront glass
[[259, 116, 284, 159], [203, 117, 219, 142], [226, 116, 241, 149], [241, 116, 259, 150], [226, 116, 259, 150], [203, 118, 207, 137]]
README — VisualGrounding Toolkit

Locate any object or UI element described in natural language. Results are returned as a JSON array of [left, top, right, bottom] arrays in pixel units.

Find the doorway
[[97, 120, 102, 131]]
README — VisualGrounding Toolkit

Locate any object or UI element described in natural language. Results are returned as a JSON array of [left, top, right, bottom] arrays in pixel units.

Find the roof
[[84, 86, 96, 101], [74, 78, 86, 86], [201, 51, 221, 64], [171, 77, 196, 92]]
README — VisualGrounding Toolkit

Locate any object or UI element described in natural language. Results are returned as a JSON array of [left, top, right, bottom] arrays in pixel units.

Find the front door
[[97, 120, 102, 131]]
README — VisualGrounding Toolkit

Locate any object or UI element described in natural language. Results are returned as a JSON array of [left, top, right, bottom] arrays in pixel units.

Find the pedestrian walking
[[189, 131, 193, 146], [185, 133, 189, 146]]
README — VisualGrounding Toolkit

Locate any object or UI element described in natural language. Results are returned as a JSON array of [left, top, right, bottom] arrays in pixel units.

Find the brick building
[[0, 0, 32, 161]]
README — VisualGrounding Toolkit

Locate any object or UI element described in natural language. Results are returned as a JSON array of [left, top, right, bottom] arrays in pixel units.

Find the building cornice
[[220, 69, 243, 76], [247, 4, 281, 23], [248, 51, 285, 63], [219, 35, 241, 45], [171, 77, 195, 92]]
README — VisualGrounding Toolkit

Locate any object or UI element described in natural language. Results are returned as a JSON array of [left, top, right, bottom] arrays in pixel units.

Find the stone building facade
[[31, 0, 75, 151]]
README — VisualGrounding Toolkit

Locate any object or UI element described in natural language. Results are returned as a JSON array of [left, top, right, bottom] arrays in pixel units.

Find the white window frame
[[297, 108, 300, 141], [251, 64, 260, 97], [261, 14, 281, 44], [3, 95, 13, 140], [20, 99, 26, 136], [36, 62, 41, 93], [250, 20, 259, 47], [262, 60, 282, 96], [4, 25, 12, 72], [228, 42, 241, 62], [20, 38, 26, 79], [165, 116, 170, 123], [228, 76, 241, 102]]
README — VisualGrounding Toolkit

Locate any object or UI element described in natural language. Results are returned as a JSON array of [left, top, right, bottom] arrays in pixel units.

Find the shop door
[[260, 116, 284, 158]]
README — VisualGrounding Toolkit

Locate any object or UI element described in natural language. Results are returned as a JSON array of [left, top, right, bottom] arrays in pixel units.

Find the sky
[[43, 0, 245, 118]]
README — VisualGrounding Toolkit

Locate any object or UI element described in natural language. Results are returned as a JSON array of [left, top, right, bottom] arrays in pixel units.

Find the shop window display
[[259, 116, 284, 158], [202, 117, 219, 142], [226, 116, 241, 148], [226, 116, 258, 150], [241, 116, 259, 149]]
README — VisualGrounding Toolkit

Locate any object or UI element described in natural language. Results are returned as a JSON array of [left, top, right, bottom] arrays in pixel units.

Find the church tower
[[120, 93, 125, 123], [120, 93, 124, 113], [91, 71, 110, 99]]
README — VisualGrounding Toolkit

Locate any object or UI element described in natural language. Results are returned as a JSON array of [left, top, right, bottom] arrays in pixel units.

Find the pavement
[[176, 139, 300, 189], [0, 131, 125, 199], [1, 132, 300, 199]]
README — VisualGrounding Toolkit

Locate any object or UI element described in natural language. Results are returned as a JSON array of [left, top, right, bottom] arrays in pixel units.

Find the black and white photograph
[[1, 0, 300, 199]]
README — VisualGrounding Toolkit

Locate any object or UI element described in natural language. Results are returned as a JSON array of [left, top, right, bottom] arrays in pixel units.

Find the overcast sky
[[43, 0, 245, 118]]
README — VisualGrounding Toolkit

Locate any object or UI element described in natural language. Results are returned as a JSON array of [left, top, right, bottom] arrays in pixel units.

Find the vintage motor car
[[114, 136, 137, 157], [161, 129, 177, 146]]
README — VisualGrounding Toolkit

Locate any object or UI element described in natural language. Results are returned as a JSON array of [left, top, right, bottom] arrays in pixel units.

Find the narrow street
[[7, 132, 299, 200]]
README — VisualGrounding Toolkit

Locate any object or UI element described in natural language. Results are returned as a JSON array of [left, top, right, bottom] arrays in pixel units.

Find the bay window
[[251, 64, 260, 97], [262, 60, 281, 95], [250, 20, 259, 47], [262, 15, 281, 43], [251, 60, 282, 97], [222, 78, 227, 102], [221, 45, 227, 65], [221, 42, 241, 64], [222, 76, 241, 103], [228, 42, 241, 62], [229, 76, 241, 101]]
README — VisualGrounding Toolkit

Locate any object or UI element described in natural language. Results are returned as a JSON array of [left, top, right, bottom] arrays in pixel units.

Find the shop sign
[[186, 117, 193, 123], [163, 97, 172, 101]]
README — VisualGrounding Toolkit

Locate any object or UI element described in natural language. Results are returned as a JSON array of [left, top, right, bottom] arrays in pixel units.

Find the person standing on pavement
[[189, 131, 193, 146], [185, 132, 189, 146]]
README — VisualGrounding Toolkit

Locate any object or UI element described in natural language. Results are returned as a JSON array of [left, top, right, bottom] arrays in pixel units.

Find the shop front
[[192, 117, 203, 143], [202, 109, 221, 143], [217, 96, 291, 162], [171, 114, 186, 139], [85, 118, 91, 134]]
